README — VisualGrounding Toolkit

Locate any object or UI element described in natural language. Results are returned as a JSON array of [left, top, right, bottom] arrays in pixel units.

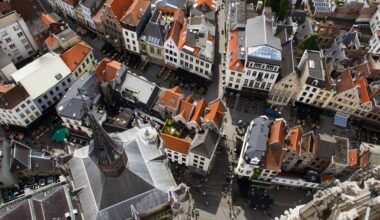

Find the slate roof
[[56, 71, 101, 120], [305, 50, 324, 81], [154, 0, 187, 10], [245, 15, 281, 50], [69, 124, 177, 220], [190, 129, 219, 159], [0, 185, 76, 220], [280, 40, 296, 78], [244, 116, 272, 162]]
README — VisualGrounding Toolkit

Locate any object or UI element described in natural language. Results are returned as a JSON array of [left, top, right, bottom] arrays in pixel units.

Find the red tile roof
[[0, 84, 29, 109], [120, 0, 150, 26], [335, 70, 354, 94], [354, 76, 370, 104], [228, 30, 244, 72], [195, 0, 216, 10], [44, 35, 58, 47], [178, 19, 187, 49], [359, 148, 370, 169], [348, 149, 358, 167], [60, 41, 92, 71], [177, 96, 194, 121], [268, 120, 286, 147], [264, 146, 285, 171], [286, 126, 302, 152], [94, 58, 122, 82], [190, 98, 207, 125], [107, 0, 133, 20], [40, 14, 56, 26], [204, 99, 226, 129], [161, 133, 191, 154], [159, 86, 184, 109]]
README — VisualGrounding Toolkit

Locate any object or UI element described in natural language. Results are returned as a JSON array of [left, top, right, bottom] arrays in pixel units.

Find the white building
[[225, 14, 281, 93], [0, 11, 38, 64], [120, 0, 151, 54], [54, 0, 78, 20], [0, 48, 16, 83], [11, 53, 74, 112], [235, 116, 272, 178], [296, 50, 334, 107], [0, 84, 41, 127], [80, 0, 104, 31]]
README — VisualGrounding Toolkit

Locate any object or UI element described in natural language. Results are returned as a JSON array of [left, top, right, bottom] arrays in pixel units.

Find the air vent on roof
[[309, 60, 315, 69], [55, 73, 62, 80]]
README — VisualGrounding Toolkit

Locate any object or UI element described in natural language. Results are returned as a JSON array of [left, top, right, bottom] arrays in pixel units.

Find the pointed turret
[[81, 92, 127, 176]]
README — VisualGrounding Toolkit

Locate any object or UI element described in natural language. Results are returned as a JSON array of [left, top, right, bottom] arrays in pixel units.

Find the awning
[[50, 126, 68, 142], [334, 112, 349, 128]]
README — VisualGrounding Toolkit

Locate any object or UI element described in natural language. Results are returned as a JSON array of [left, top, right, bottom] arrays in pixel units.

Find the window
[[16, 108, 20, 112], [20, 113, 25, 118], [5, 38, 11, 43], [25, 109, 30, 114], [49, 90, 54, 95], [31, 105, 35, 110], [62, 81, 66, 87], [21, 104, 26, 108], [17, 32, 23, 37], [24, 119, 30, 124], [38, 99, 42, 104], [67, 78, 71, 83], [26, 100, 31, 104], [9, 44, 16, 49]]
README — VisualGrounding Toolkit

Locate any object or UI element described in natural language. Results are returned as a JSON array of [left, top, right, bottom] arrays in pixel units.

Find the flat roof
[[11, 53, 71, 99]]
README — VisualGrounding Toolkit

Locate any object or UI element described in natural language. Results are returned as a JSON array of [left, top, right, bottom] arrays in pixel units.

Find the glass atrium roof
[[247, 45, 281, 61]]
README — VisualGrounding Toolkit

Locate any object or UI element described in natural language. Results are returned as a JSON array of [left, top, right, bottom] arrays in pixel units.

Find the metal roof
[[244, 116, 272, 163], [69, 124, 177, 220], [11, 53, 71, 99]]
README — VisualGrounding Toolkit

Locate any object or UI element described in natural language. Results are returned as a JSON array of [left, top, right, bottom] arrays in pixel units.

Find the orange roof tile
[[120, 0, 150, 26], [94, 59, 122, 82], [0, 84, 15, 93], [60, 41, 92, 71], [159, 86, 184, 109], [204, 99, 226, 129], [177, 96, 194, 121], [107, 0, 133, 20], [286, 126, 303, 152], [268, 120, 286, 147], [178, 19, 187, 49], [354, 76, 370, 104], [228, 30, 244, 72], [44, 35, 58, 47], [321, 175, 335, 183], [40, 14, 56, 26], [264, 146, 285, 171], [335, 70, 354, 94], [348, 149, 358, 167], [359, 149, 370, 169], [161, 133, 191, 154], [190, 98, 208, 125], [195, 0, 216, 10], [167, 20, 182, 46]]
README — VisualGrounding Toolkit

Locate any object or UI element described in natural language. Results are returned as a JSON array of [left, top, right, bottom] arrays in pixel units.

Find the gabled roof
[[204, 99, 226, 129], [161, 133, 191, 154], [194, 0, 216, 11], [106, 0, 133, 20], [94, 59, 125, 82], [0, 84, 29, 109], [190, 129, 219, 158], [354, 76, 370, 104], [190, 98, 207, 125], [348, 149, 357, 167], [264, 146, 285, 171], [228, 30, 244, 72], [335, 70, 354, 94], [286, 126, 303, 152], [268, 119, 286, 147], [40, 14, 56, 26], [177, 96, 194, 121], [60, 41, 92, 71], [158, 86, 184, 109], [120, 0, 150, 26]]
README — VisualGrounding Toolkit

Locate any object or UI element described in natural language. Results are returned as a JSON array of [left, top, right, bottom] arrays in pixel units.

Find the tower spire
[[79, 89, 127, 176]]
